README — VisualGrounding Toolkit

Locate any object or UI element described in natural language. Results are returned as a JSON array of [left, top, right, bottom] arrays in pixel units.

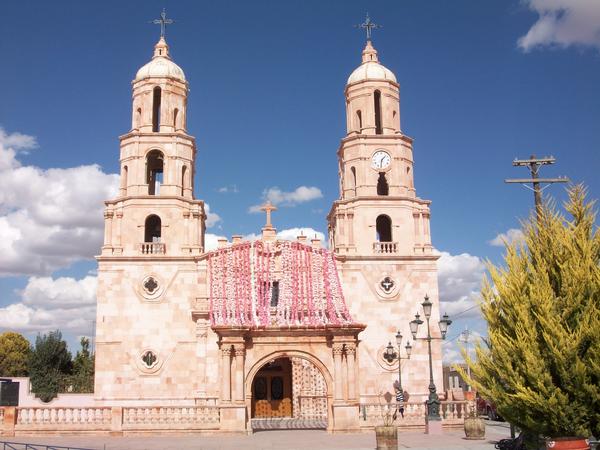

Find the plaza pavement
[[1, 421, 511, 450]]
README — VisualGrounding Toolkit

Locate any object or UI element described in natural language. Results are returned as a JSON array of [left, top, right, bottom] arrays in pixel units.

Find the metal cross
[[260, 201, 277, 228], [355, 13, 382, 41], [151, 8, 174, 39]]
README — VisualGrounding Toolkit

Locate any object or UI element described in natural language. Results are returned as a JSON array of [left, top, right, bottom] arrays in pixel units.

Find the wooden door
[[251, 358, 293, 418]]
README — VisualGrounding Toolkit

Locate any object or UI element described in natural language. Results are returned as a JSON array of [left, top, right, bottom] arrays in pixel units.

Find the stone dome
[[347, 41, 396, 85], [135, 38, 186, 82]]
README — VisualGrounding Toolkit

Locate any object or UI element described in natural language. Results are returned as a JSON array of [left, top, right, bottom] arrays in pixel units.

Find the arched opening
[[377, 172, 389, 196], [121, 165, 128, 195], [136, 108, 142, 129], [181, 165, 187, 196], [376, 215, 392, 242], [356, 110, 362, 132], [374, 90, 382, 135], [152, 86, 161, 132], [350, 166, 357, 196], [144, 215, 161, 243], [146, 150, 164, 195], [173, 108, 179, 130], [250, 356, 327, 429]]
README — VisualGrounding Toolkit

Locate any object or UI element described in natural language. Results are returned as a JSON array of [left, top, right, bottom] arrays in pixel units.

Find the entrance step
[[251, 418, 327, 430]]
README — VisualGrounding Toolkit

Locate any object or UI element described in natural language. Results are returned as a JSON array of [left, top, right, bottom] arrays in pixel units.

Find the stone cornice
[[334, 254, 440, 262], [118, 131, 197, 142], [104, 195, 205, 208]]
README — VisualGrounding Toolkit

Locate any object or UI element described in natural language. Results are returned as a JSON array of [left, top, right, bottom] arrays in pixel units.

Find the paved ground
[[1, 421, 511, 450]]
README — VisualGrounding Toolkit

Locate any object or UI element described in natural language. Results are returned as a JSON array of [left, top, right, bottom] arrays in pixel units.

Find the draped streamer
[[207, 241, 353, 327]]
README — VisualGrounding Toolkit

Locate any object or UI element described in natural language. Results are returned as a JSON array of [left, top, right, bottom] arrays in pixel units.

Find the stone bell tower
[[94, 32, 206, 402], [328, 36, 444, 401]]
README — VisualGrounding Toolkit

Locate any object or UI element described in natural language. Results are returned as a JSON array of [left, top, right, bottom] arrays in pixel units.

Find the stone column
[[347, 213, 354, 247], [221, 346, 232, 403], [333, 344, 344, 401], [103, 211, 113, 246], [234, 345, 245, 402], [346, 344, 357, 400]]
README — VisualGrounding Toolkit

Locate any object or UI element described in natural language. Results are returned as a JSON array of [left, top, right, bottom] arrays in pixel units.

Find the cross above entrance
[[260, 201, 277, 228]]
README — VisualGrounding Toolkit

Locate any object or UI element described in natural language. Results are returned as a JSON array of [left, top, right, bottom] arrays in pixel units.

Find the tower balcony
[[140, 242, 166, 255], [373, 242, 398, 254]]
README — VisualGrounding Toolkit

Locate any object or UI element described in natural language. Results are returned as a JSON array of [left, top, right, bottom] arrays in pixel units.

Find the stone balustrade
[[373, 242, 398, 254], [358, 400, 470, 430], [122, 406, 220, 430], [140, 242, 166, 255], [1, 405, 220, 436]]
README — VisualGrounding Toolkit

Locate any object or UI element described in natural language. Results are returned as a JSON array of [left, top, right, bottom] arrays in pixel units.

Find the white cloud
[[489, 228, 525, 247], [204, 203, 222, 229], [217, 184, 239, 194], [437, 252, 486, 319], [0, 276, 97, 334], [0, 128, 119, 277], [204, 233, 226, 251], [249, 186, 323, 213], [518, 0, 600, 51]]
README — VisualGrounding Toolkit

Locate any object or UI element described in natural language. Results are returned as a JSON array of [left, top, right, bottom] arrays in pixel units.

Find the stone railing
[[358, 400, 469, 430], [14, 407, 112, 432], [122, 406, 220, 431], [140, 242, 166, 255], [373, 242, 398, 254], [1, 405, 220, 436]]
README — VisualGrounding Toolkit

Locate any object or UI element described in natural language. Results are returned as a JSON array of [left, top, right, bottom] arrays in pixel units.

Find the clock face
[[371, 151, 391, 170]]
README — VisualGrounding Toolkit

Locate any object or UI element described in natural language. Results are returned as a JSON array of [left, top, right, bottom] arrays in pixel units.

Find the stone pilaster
[[346, 344, 357, 401], [221, 346, 232, 403], [333, 344, 344, 401], [233, 345, 245, 402]]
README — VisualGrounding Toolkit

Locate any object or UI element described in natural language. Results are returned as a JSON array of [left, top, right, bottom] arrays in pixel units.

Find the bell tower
[[94, 29, 207, 401], [328, 39, 432, 256], [101, 36, 205, 257], [328, 31, 443, 401]]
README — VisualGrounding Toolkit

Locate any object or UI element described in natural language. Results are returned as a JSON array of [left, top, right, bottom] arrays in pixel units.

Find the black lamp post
[[409, 295, 452, 422], [383, 331, 413, 393]]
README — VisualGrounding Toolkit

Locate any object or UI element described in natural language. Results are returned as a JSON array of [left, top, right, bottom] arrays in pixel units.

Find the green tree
[[460, 185, 600, 441], [67, 337, 95, 393], [0, 331, 32, 376], [28, 330, 73, 402]]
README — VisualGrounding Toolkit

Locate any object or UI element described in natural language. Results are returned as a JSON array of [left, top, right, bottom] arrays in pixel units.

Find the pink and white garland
[[207, 240, 353, 327]]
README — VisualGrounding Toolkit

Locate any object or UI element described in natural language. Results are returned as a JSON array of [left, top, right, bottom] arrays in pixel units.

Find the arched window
[[181, 165, 187, 196], [146, 150, 164, 195], [152, 87, 161, 132], [376, 215, 392, 242], [377, 172, 389, 196], [136, 108, 142, 129], [144, 215, 161, 243], [356, 110, 362, 132], [173, 108, 179, 130], [121, 165, 128, 195], [350, 166, 357, 195], [374, 90, 382, 135]]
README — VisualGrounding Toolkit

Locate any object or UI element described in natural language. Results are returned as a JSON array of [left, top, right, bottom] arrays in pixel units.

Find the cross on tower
[[151, 8, 174, 39], [260, 201, 277, 229], [355, 13, 382, 41]]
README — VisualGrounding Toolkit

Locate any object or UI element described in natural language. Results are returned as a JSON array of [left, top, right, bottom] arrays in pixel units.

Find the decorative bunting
[[207, 241, 353, 327]]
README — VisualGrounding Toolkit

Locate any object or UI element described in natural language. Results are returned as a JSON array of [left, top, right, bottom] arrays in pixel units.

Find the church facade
[[93, 33, 444, 433]]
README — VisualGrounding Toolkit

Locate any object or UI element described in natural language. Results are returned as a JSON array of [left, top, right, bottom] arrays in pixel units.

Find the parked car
[[476, 394, 502, 421]]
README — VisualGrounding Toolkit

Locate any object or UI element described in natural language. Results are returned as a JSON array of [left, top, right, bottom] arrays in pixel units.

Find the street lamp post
[[409, 295, 452, 423], [383, 331, 413, 394]]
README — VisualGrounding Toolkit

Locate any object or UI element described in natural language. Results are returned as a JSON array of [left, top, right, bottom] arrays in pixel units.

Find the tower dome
[[347, 40, 396, 85], [135, 37, 186, 82]]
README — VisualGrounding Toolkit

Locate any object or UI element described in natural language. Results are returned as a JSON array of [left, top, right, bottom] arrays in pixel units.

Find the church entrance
[[250, 356, 328, 430]]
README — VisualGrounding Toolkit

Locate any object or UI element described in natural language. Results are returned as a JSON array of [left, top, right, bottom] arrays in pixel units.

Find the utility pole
[[459, 328, 472, 391], [505, 155, 568, 220]]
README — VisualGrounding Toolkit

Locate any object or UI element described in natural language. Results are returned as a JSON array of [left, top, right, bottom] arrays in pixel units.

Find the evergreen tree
[[0, 331, 31, 376], [68, 337, 95, 393], [461, 185, 600, 440], [28, 330, 73, 402]]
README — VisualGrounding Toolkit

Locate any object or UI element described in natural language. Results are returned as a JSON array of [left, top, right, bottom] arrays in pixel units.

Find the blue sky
[[1, 0, 599, 359]]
